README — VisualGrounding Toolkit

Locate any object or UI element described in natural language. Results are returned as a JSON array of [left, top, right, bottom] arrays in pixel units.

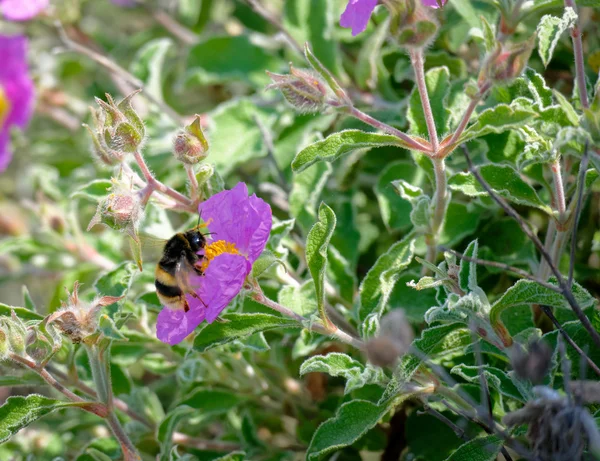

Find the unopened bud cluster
[[479, 37, 534, 85], [85, 91, 146, 165], [366, 310, 414, 368], [0, 312, 27, 359], [389, 0, 439, 49], [267, 66, 328, 114]]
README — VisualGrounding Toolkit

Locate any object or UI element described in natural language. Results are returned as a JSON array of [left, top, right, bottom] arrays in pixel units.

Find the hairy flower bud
[[479, 37, 534, 85], [266, 66, 327, 113], [87, 178, 142, 242], [173, 115, 209, 165], [510, 340, 552, 384], [366, 310, 414, 368], [47, 282, 123, 344], [92, 90, 145, 156], [0, 314, 27, 356]]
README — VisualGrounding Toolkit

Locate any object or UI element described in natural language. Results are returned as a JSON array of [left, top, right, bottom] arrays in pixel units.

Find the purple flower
[[0, 0, 48, 21], [421, 0, 447, 8], [340, 0, 378, 36], [0, 35, 35, 172], [156, 182, 272, 345]]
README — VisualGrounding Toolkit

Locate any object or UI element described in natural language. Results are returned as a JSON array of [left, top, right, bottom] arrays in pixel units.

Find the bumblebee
[[155, 226, 208, 312]]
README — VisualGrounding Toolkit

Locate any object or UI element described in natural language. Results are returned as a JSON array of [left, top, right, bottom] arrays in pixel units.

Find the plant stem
[[424, 157, 448, 269], [251, 288, 366, 351], [564, 0, 589, 109], [346, 105, 432, 153], [551, 158, 567, 220], [410, 50, 438, 152], [186, 164, 200, 203], [132, 150, 195, 211]]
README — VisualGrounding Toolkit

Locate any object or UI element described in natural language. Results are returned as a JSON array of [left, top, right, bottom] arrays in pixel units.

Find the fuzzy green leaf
[[158, 406, 194, 461], [408, 66, 452, 137], [358, 234, 415, 326], [459, 104, 536, 143], [193, 313, 299, 352], [448, 164, 552, 213], [445, 435, 503, 461], [177, 389, 245, 416], [458, 240, 478, 293], [537, 8, 577, 68], [306, 203, 336, 319], [291, 130, 411, 172]]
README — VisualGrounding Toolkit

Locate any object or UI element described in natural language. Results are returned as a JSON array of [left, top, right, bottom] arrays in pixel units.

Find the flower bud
[[0, 328, 8, 359], [92, 91, 145, 155], [510, 340, 552, 384], [87, 178, 142, 242], [47, 282, 123, 344], [266, 66, 327, 114], [389, 0, 439, 49], [173, 115, 209, 165], [478, 37, 534, 85], [25, 328, 51, 362], [0, 314, 27, 356]]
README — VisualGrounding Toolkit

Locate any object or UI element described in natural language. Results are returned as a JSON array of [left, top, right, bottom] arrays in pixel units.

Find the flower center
[[0, 86, 11, 127], [199, 240, 239, 272]]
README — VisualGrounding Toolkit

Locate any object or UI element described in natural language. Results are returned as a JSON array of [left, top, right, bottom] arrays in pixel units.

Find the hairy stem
[[564, 0, 589, 108], [346, 106, 432, 153], [424, 157, 448, 270], [551, 158, 567, 220], [410, 50, 438, 152]]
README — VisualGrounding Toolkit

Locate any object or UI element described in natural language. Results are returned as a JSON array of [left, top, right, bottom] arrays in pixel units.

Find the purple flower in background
[[0, 0, 48, 21], [156, 182, 272, 345], [340, 0, 378, 36], [0, 35, 35, 172], [421, 0, 447, 8]]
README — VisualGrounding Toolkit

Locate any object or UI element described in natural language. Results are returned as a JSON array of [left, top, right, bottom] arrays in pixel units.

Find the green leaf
[[130, 38, 173, 103], [448, 164, 552, 213], [358, 234, 416, 327], [440, 202, 482, 246], [278, 281, 318, 317], [451, 364, 527, 402], [187, 35, 280, 86], [458, 240, 478, 293], [71, 180, 112, 202], [0, 374, 45, 387], [158, 406, 194, 461], [306, 203, 336, 319], [537, 8, 577, 68], [490, 278, 596, 328], [193, 313, 299, 352], [450, 0, 481, 28], [0, 395, 85, 443], [283, 0, 341, 76], [206, 99, 275, 176], [300, 352, 386, 394], [291, 130, 411, 173], [408, 67, 452, 137], [525, 68, 553, 108], [306, 393, 414, 460], [94, 262, 136, 301], [459, 103, 536, 143], [444, 435, 503, 461], [355, 18, 390, 89], [0, 303, 43, 321], [289, 162, 332, 230], [251, 250, 283, 279], [177, 388, 245, 416], [394, 323, 470, 385]]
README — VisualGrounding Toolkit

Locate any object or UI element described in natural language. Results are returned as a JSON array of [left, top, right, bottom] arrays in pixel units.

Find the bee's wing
[[174, 258, 203, 300]]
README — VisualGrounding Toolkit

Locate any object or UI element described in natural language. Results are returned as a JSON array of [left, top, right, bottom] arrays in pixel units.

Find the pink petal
[[0, 35, 35, 172], [156, 303, 206, 346], [340, 0, 378, 36], [1, 0, 48, 21], [188, 253, 250, 323], [421, 0, 447, 8], [200, 182, 272, 264]]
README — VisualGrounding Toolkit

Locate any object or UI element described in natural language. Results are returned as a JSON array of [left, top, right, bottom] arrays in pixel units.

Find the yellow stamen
[[200, 240, 239, 272], [0, 86, 11, 127]]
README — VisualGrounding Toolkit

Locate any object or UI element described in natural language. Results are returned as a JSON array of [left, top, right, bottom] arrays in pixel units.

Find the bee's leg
[[182, 298, 190, 313]]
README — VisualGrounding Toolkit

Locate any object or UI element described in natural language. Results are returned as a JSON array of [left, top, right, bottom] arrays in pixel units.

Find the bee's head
[[185, 229, 206, 252]]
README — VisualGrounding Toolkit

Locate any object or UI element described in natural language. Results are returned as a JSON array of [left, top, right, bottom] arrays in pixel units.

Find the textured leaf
[[0, 303, 43, 321], [445, 435, 503, 461], [375, 161, 422, 231], [278, 281, 318, 317], [490, 278, 596, 327], [358, 234, 415, 327], [408, 66, 452, 137], [158, 406, 194, 461], [458, 240, 478, 293], [291, 130, 411, 172], [448, 164, 552, 213], [451, 364, 528, 402], [306, 203, 336, 319], [459, 103, 536, 143], [94, 262, 136, 302], [537, 8, 577, 68], [289, 162, 332, 230], [300, 352, 386, 394], [0, 395, 84, 443], [193, 313, 299, 352]]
